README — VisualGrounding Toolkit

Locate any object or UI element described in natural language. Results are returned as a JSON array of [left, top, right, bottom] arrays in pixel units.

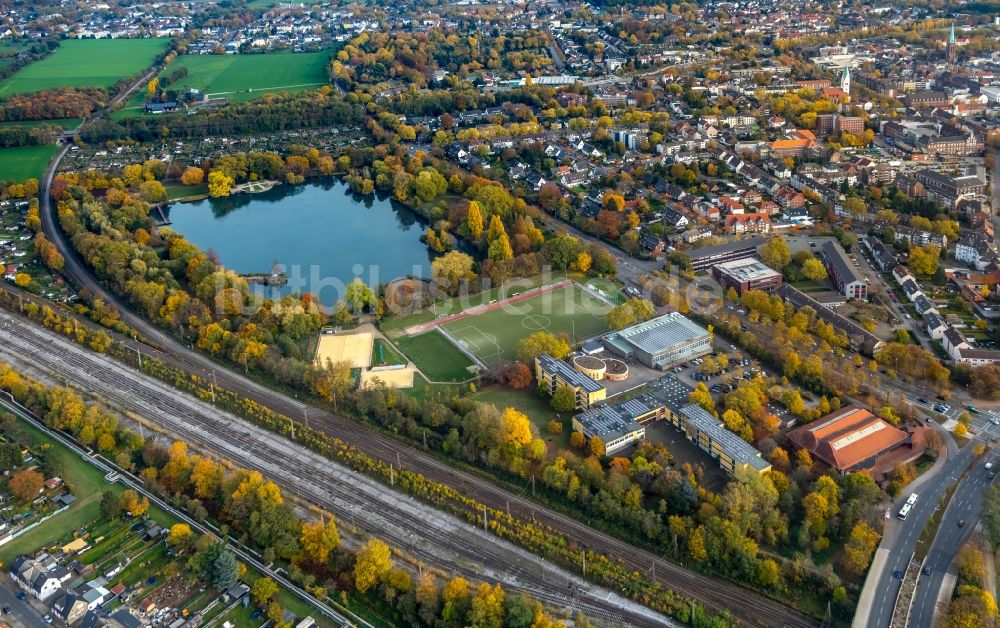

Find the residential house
[[862, 236, 898, 272], [725, 213, 772, 234], [49, 591, 89, 626], [892, 265, 915, 286], [10, 555, 72, 601], [924, 312, 948, 340], [895, 225, 947, 249], [821, 241, 867, 300], [956, 233, 996, 271]]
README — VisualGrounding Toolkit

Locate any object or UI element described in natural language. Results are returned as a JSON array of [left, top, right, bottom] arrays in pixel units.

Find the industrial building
[[788, 406, 911, 474], [711, 257, 783, 294], [534, 354, 606, 409], [602, 312, 712, 369]]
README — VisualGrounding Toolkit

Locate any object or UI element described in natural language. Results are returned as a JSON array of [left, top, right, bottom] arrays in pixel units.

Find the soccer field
[[155, 51, 330, 100], [0, 39, 170, 97], [441, 283, 612, 366]]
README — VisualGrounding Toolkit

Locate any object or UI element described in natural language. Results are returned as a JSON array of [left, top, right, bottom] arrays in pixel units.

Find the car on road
[[916, 398, 929, 404], [934, 404, 949, 413], [922, 565, 932, 576], [15, 592, 25, 601], [893, 569, 904, 579], [1, 607, 10, 615], [989, 470, 996, 479], [44, 614, 52, 623], [958, 519, 965, 528]]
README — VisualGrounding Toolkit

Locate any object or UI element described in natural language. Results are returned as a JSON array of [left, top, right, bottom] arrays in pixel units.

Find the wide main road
[[37, 148, 815, 626], [864, 441, 973, 628]]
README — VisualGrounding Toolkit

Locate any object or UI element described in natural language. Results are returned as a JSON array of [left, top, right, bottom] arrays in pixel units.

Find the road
[[0, 311, 670, 628], [909, 411, 1000, 628], [865, 440, 972, 628], [909, 453, 994, 627], [0, 577, 48, 627], [35, 146, 816, 625], [864, 410, 1000, 628]]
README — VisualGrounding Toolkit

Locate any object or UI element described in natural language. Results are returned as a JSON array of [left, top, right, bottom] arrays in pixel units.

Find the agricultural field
[[0, 39, 170, 97], [0, 118, 81, 129], [0, 144, 57, 182], [440, 283, 611, 367], [117, 51, 331, 116]]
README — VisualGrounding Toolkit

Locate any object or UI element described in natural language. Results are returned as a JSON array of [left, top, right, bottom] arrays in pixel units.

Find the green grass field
[[0, 39, 169, 97], [0, 414, 176, 565], [0, 145, 57, 182], [117, 51, 331, 116], [441, 283, 612, 366], [393, 331, 475, 382], [0, 118, 81, 129]]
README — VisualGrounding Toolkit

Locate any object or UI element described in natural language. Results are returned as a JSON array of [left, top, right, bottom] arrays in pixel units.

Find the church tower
[[840, 66, 851, 96], [946, 23, 956, 62]]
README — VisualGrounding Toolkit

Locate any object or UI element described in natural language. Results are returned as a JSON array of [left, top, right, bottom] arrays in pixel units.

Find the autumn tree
[[468, 583, 505, 628], [761, 236, 791, 269], [119, 489, 149, 516], [517, 331, 570, 362], [168, 523, 195, 549], [9, 468, 43, 500], [801, 258, 828, 280], [181, 166, 205, 186], [498, 407, 534, 447], [354, 538, 392, 593], [909, 244, 940, 276], [466, 201, 484, 239], [300, 517, 340, 566], [606, 298, 654, 330], [841, 521, 880, 578], [252, 576, 279, 607], [207, 171, 234, 198]]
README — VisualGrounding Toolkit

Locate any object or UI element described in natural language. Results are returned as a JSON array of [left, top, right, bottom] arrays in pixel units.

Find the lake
[[165, 178, 440, 306]]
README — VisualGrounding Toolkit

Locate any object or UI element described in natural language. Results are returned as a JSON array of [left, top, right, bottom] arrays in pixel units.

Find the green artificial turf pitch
[[440, 283, 611, 366]]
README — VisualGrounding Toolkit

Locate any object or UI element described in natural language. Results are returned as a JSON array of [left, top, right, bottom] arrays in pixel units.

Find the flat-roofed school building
[[535, 354, 606, 410], [711, 257, 783, 294]]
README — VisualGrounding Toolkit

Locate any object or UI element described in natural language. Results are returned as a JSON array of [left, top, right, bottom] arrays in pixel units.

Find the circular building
[[603, 358, 629, 381], [572, 354, 607, 381]]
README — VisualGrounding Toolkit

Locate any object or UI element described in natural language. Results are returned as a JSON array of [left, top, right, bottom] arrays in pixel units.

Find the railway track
[[36, 146, 818, 627], [0, 313, 664, 627]]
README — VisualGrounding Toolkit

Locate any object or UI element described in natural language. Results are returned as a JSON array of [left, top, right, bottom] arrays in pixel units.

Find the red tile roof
[[789, 406, 908, 471]]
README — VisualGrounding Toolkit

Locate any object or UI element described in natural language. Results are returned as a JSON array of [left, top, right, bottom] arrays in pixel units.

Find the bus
[[898, 503, 912, 520], [907, 493, 918, 506]]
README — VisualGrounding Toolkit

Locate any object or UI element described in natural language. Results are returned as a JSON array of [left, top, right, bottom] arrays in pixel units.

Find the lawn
[[0, 118, 81, 129], [164, 183, 208, 200], [440, 283, 611, 367], [0, 145, 57, 182], [0, 410, 177, 565], [393, 331, 475, 382], [474, 387, 569, 450], [371, 338, 406, 367], [116, 51, 331, 116], [0, 39, 170, 97]]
